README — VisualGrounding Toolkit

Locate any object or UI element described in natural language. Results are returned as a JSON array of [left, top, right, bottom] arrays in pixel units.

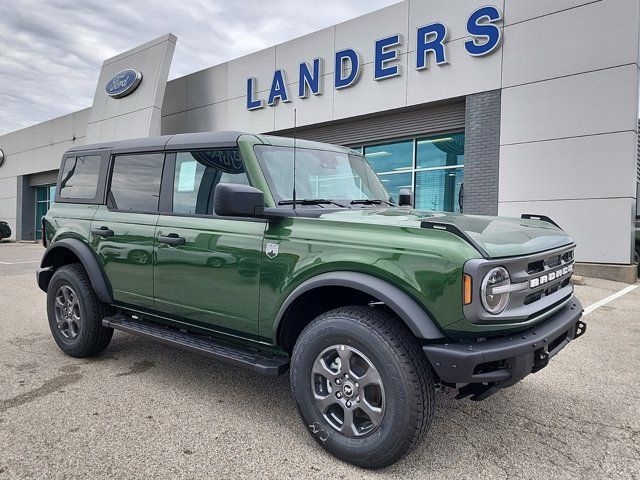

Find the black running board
[[103, 314, 289, 376]]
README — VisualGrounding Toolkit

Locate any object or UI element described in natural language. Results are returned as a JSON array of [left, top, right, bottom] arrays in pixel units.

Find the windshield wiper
[[278, 199, 347, 208], [350, 199, 395, 206]]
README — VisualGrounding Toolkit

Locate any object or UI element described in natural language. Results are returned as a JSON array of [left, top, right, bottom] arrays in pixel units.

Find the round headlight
[[481, 267, 511, 314]]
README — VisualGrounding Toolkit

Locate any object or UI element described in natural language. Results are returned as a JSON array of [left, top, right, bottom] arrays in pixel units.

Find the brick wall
[[463, 90, 501, 215]]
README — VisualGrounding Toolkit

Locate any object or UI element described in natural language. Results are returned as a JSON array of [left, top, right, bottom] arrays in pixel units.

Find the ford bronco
[[37, 132, 586, 468]]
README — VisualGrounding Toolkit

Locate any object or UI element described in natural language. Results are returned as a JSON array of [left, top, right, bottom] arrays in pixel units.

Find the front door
[[90, 152, 165, 310], [153, 149, 265, 338]]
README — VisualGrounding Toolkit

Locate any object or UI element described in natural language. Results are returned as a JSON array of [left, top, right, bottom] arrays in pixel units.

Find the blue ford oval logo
[[104, 69, 143, 98]]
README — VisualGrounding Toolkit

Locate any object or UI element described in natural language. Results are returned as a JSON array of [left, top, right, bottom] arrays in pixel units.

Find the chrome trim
[[488, 282, 529, 295]]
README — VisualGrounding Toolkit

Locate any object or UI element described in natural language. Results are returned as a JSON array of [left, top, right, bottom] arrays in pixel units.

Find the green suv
[[37, 132, 586, 468]]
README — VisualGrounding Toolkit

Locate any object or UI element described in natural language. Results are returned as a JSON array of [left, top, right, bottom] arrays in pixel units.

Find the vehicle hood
[[313, 208, 574, 258]]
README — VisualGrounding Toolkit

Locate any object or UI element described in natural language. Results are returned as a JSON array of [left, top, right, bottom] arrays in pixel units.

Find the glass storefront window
[[353, 132, 465, 213], [378, 172, 412, 204], [364, 141, 413, 173], [416, 133, 465, 169], [35, 184, 56, 240], [414, 167, 463, 212]]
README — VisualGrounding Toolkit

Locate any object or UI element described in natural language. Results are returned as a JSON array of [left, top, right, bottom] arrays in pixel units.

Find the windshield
[[254, 145, 392, 204]]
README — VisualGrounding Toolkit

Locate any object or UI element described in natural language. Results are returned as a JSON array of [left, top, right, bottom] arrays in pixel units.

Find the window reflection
[[378, 173, 412, 204], [354, 133, 465, 213], [110, 153, 164, 212], [416, 133, 465, 169], [364, 141, 413, 173], [173, 149, 249, 215], [415, 168, 463, 212]]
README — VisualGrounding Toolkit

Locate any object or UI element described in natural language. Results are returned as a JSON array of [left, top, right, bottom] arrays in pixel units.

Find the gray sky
[[0, 0, 399, 136]]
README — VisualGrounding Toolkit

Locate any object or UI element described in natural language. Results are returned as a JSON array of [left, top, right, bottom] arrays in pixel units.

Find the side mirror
[[398, 188, 413, 207], [214, 183, 265, 217]]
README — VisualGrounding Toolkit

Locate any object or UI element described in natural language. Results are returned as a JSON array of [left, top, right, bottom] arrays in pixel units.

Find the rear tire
[[290, 306, 435, 469], [46, 263, 113, 357]]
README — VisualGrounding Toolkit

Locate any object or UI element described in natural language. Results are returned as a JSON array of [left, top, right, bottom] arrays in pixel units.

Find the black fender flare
[[38, 238, 113, 304], [273, 271, 445, 343]]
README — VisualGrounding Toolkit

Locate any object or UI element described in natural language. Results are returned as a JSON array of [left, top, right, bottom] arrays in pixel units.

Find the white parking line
[[583, 284, 638, 316], [0, 261, 40, 265]]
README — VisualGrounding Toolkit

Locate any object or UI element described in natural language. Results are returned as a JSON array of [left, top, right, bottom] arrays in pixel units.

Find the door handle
[[90, 226, 114, 238], [158, 233, 185, 246]]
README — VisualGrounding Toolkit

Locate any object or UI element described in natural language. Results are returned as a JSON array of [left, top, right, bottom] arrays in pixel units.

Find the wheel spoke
[[61, 287, 71, 304], [312, 358, 336, 380], [341, 407, 356, 436], [72, 306, 81, 324], [360, 400, 384, 428], [358, 366, 382, 387], [314, 393, 337, 413], [336, 346, 352, 375], [55, 295, 65, 307]]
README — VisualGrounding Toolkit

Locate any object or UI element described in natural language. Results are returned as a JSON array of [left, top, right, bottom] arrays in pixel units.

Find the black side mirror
[[214, 183, 265, 217], [398, 188, 413, 207]]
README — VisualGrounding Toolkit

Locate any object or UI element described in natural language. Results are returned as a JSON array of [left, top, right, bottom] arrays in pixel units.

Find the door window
[[172, 149, 249, 215], [109, 153, 164, 212]]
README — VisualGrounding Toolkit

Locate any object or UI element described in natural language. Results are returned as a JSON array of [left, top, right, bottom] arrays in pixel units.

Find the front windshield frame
[[253, 144, 393, 206]]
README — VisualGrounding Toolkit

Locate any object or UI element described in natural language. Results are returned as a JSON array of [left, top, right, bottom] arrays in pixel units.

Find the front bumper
[[423, 296, 585, 392]]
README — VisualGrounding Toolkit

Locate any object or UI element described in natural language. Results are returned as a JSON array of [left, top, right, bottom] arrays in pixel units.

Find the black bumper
[[36, 266, 53, 293], [423, 296, 585, 387]]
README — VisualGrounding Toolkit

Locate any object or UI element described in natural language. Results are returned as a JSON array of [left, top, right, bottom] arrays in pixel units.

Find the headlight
[[481, 267, 511, 314]]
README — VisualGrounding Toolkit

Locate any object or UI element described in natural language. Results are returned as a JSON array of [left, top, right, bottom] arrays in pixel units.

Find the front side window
[[58, 155, 101, 199], [254, 146, 390, 204], [109, 153, 164, 212], [172, 149, 249, 215]]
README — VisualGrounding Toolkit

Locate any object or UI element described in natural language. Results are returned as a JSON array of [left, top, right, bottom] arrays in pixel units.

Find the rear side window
[[59, 155, 101, 199], [109, 153, 164, 212], [172, 149, 249, 215]]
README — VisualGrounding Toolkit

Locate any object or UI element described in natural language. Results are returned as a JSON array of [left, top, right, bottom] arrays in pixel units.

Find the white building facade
[[0, 0, 639, 282]]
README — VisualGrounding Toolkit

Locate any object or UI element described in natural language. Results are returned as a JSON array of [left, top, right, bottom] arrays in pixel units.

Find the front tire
[[46, 263, 113, 357], [290, 306, 435, 469]]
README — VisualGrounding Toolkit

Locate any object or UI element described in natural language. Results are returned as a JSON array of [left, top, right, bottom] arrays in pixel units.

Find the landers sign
[[246, 6, 503, 110]]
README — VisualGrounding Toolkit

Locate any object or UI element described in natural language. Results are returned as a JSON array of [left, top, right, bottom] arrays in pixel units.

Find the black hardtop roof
[[64, 131, 355, 157], [65, 131, 248, 155]]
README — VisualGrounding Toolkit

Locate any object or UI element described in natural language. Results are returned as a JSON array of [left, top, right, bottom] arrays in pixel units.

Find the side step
[[103, 314, 289, 376]]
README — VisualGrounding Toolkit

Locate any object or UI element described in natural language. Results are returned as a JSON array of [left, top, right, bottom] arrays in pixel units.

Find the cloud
[[0, 0, 400, 135]]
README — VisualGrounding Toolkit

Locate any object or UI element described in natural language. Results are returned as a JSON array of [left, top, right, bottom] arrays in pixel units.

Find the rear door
[[153, 149, 266, 337], [90, 152, 165, 310]]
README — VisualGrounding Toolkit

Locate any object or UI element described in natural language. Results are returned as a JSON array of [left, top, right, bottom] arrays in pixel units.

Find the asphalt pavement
[[0, 242, 638, 479]]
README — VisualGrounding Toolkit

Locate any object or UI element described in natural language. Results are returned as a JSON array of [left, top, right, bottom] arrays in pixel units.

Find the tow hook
[[574, 320, 587, 339], [532, 350, 549, 373]]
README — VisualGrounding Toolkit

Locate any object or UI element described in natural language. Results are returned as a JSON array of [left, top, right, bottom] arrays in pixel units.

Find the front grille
[[524, 247, 575, 307], [463, 244, 576, 325], [546, 255, 561, 268], [527, 260, 544, 275]]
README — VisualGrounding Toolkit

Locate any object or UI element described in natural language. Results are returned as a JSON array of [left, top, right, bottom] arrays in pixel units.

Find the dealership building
[[0, 0, 639, 282]]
